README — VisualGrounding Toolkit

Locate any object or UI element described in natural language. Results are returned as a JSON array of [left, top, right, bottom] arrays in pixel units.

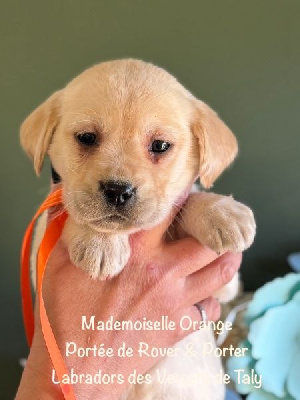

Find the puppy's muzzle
[[100, 180, 136, 207]]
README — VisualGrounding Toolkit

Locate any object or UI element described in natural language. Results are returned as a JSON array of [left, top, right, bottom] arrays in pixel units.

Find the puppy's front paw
[[182, 194, 256, 254], [63, 220, 130, 279], [200, 197, 256, 254], [69, 234, 130, 279]]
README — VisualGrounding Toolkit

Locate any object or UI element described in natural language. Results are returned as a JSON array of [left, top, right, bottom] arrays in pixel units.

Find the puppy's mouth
[[106, 214, 127, 221], [87, 213, 134, 232], [100, 214, 129, 223]]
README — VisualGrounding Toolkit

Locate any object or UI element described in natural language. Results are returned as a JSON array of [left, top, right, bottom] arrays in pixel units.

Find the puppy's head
[[21, 59, 237, 233]]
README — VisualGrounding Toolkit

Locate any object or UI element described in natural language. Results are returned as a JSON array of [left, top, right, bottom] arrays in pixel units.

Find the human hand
[[16, 209, 242, 400]]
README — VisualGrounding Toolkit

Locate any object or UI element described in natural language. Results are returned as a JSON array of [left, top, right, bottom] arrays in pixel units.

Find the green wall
[[1, 0, 300, 396]]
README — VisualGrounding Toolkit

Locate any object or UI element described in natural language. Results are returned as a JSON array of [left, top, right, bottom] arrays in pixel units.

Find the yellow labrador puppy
[[21, 59, 255, 399]]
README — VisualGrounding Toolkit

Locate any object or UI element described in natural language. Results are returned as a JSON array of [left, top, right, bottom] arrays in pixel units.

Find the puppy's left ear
[[191, 99, 238, 189], [20, 90, 62, 175]]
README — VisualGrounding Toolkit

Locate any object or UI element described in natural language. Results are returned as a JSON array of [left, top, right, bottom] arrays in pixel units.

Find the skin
[[16, 209, 242, 400]]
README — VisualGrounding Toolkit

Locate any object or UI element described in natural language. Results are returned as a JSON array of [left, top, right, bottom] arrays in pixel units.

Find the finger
[[188, 297, 221, 323], [165, 237, 219, 277], [172, 297, 221, 342], [184, 252, 242, 305]]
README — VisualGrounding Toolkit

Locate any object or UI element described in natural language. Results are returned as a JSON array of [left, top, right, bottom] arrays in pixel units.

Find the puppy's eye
[[150, 140, 171, 153], [76, 132, 97, 146]]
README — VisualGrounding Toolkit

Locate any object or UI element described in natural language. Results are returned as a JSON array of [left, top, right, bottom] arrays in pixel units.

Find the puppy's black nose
[[100, 180, 136, 207]]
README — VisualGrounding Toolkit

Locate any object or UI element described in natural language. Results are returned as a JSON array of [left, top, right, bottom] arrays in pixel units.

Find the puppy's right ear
[[20, 90, 62, 175]]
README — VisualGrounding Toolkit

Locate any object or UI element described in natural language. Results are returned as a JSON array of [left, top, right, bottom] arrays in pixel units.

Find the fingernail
[[221, 263, 237, 282]]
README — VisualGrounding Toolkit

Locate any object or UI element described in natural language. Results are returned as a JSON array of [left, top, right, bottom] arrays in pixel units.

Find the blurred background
[[1, 0, 300, 398]]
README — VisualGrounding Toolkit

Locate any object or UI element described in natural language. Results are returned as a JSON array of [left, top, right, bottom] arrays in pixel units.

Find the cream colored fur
[[21, 59, 256, 399]]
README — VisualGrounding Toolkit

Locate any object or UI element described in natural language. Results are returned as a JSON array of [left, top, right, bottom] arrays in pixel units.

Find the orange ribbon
[[21, 188, 76, 399]]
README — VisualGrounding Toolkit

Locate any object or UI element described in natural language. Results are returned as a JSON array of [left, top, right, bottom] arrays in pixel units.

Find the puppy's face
[[21, 60, 238, 233], [51, 83, 199, 233]]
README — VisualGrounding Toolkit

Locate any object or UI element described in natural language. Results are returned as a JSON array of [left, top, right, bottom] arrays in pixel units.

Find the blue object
[[227, 273, 300, 400], [225, 388, 242, 400], [288, 253, 300, 272]]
